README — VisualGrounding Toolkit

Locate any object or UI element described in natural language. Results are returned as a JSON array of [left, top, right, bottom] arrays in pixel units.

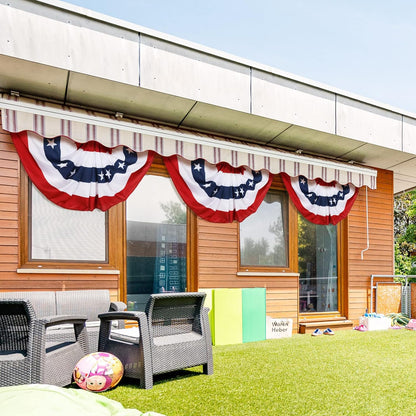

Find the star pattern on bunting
[[193, 162, 202, 172], [163, 155, 273, 223], [46, 138, 57, 149], [281, 173, 359, 225]]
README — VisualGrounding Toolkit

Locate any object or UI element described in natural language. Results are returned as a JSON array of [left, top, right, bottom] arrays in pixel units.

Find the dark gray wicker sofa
[[0, 289, 126, 352]]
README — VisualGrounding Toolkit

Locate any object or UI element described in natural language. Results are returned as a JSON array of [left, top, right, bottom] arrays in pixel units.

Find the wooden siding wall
[[0, 114, 120, 300], [346, 168, 394, 323], [0, 116, 19, 277], [197, 219, 299, 328], [197, 168, 395, 330]]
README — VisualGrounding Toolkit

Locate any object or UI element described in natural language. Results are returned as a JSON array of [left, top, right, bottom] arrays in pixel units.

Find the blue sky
[[64, 0, 416, 114]]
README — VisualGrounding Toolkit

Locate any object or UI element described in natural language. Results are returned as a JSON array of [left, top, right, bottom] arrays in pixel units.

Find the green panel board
[[212, 289, 242, 346], [242, 288, 266, 343]]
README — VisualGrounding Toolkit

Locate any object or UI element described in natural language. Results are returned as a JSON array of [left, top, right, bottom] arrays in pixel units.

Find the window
[[19, 172, 122, 270], [29, 184, 108, 262], [240, 190, 288, 267], [126, 174, 187, 310]]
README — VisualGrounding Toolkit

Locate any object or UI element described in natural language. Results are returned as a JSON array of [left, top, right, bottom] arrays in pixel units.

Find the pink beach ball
[[73, 352, 124, 392]]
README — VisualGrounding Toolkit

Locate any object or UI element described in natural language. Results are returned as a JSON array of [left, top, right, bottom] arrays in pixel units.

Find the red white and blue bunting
[[10, 130, 361, 223], [11, 131, 154, 211], [164, 155, 273, 223], [281, 173, 359, 225]]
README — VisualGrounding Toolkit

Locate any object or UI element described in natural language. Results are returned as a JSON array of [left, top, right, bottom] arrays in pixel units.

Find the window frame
[[298, 215, 344, 317], [19, 166, 122, 271], [297, 215, 340, 314], [237, 177, 298, 274]]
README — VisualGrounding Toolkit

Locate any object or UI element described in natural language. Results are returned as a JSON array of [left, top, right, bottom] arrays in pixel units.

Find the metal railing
[[370, 274, 416, 316]]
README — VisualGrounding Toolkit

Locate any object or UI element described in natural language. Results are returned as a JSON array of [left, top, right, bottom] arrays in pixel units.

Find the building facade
[[0, 1, 408, 331]]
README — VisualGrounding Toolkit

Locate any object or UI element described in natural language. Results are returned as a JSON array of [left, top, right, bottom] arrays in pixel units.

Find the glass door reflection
[[126, 175, 187, 310]]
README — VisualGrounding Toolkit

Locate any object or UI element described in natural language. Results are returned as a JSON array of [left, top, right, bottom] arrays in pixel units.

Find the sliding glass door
[[298, 215, 338, 313]]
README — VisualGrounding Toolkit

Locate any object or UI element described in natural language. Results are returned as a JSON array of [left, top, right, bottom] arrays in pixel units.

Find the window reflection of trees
[[298, 216, 316, 279], [240, 191, 288, 267], [160, 201, 186, 224], [241, 237, 270, 265]]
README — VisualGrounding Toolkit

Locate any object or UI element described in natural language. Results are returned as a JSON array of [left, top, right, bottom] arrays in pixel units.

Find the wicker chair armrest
[[99, 311, 146, 321], [98, 311, 150, 351], [36, 314, 87, 329]]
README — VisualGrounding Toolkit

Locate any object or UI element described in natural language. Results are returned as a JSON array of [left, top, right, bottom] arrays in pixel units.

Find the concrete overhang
[[1, 0, 415, 194]]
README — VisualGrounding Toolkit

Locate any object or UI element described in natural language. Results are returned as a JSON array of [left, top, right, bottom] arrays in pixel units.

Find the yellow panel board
[[212, 288, 242, 346]]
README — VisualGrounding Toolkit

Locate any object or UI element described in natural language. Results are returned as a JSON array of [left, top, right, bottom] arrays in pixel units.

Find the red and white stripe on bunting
[[164, 155, 273, 223], [11, 131, 154, 211], [281, 173, 359, 225]]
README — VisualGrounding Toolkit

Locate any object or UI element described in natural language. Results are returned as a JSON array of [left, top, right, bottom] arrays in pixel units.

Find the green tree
[[298, 215, 316, 277], [269, 217, 286, 265], [394, 190, 416, 275]]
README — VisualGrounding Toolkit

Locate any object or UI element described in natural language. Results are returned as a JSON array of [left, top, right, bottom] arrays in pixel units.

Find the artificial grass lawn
[[101, 329, 416, 415]]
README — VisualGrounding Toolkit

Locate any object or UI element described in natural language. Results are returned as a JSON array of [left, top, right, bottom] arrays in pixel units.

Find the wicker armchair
[[0, 299, 89, 387], [98, 292, 213, 389]]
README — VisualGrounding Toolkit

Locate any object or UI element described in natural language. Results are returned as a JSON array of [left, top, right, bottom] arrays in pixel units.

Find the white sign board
[[266, 317, 293, 339]]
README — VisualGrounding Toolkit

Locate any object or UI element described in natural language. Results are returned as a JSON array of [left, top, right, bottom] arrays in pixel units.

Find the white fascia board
[[31, 0, 416, 120]]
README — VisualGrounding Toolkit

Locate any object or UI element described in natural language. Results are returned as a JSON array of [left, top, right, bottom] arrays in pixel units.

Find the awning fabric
[[1, 95, 377, 223], [0, 95, 377, 189]]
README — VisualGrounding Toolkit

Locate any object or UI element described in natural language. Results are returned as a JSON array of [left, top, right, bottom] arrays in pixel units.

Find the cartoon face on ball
[[85, 374, 113, 392]]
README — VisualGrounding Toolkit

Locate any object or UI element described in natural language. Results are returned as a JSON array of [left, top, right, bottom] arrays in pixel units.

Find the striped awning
[[0, 95, 377, 189]]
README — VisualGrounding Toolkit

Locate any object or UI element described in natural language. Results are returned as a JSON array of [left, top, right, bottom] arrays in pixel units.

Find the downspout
[[361, 186, 369, 260]]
